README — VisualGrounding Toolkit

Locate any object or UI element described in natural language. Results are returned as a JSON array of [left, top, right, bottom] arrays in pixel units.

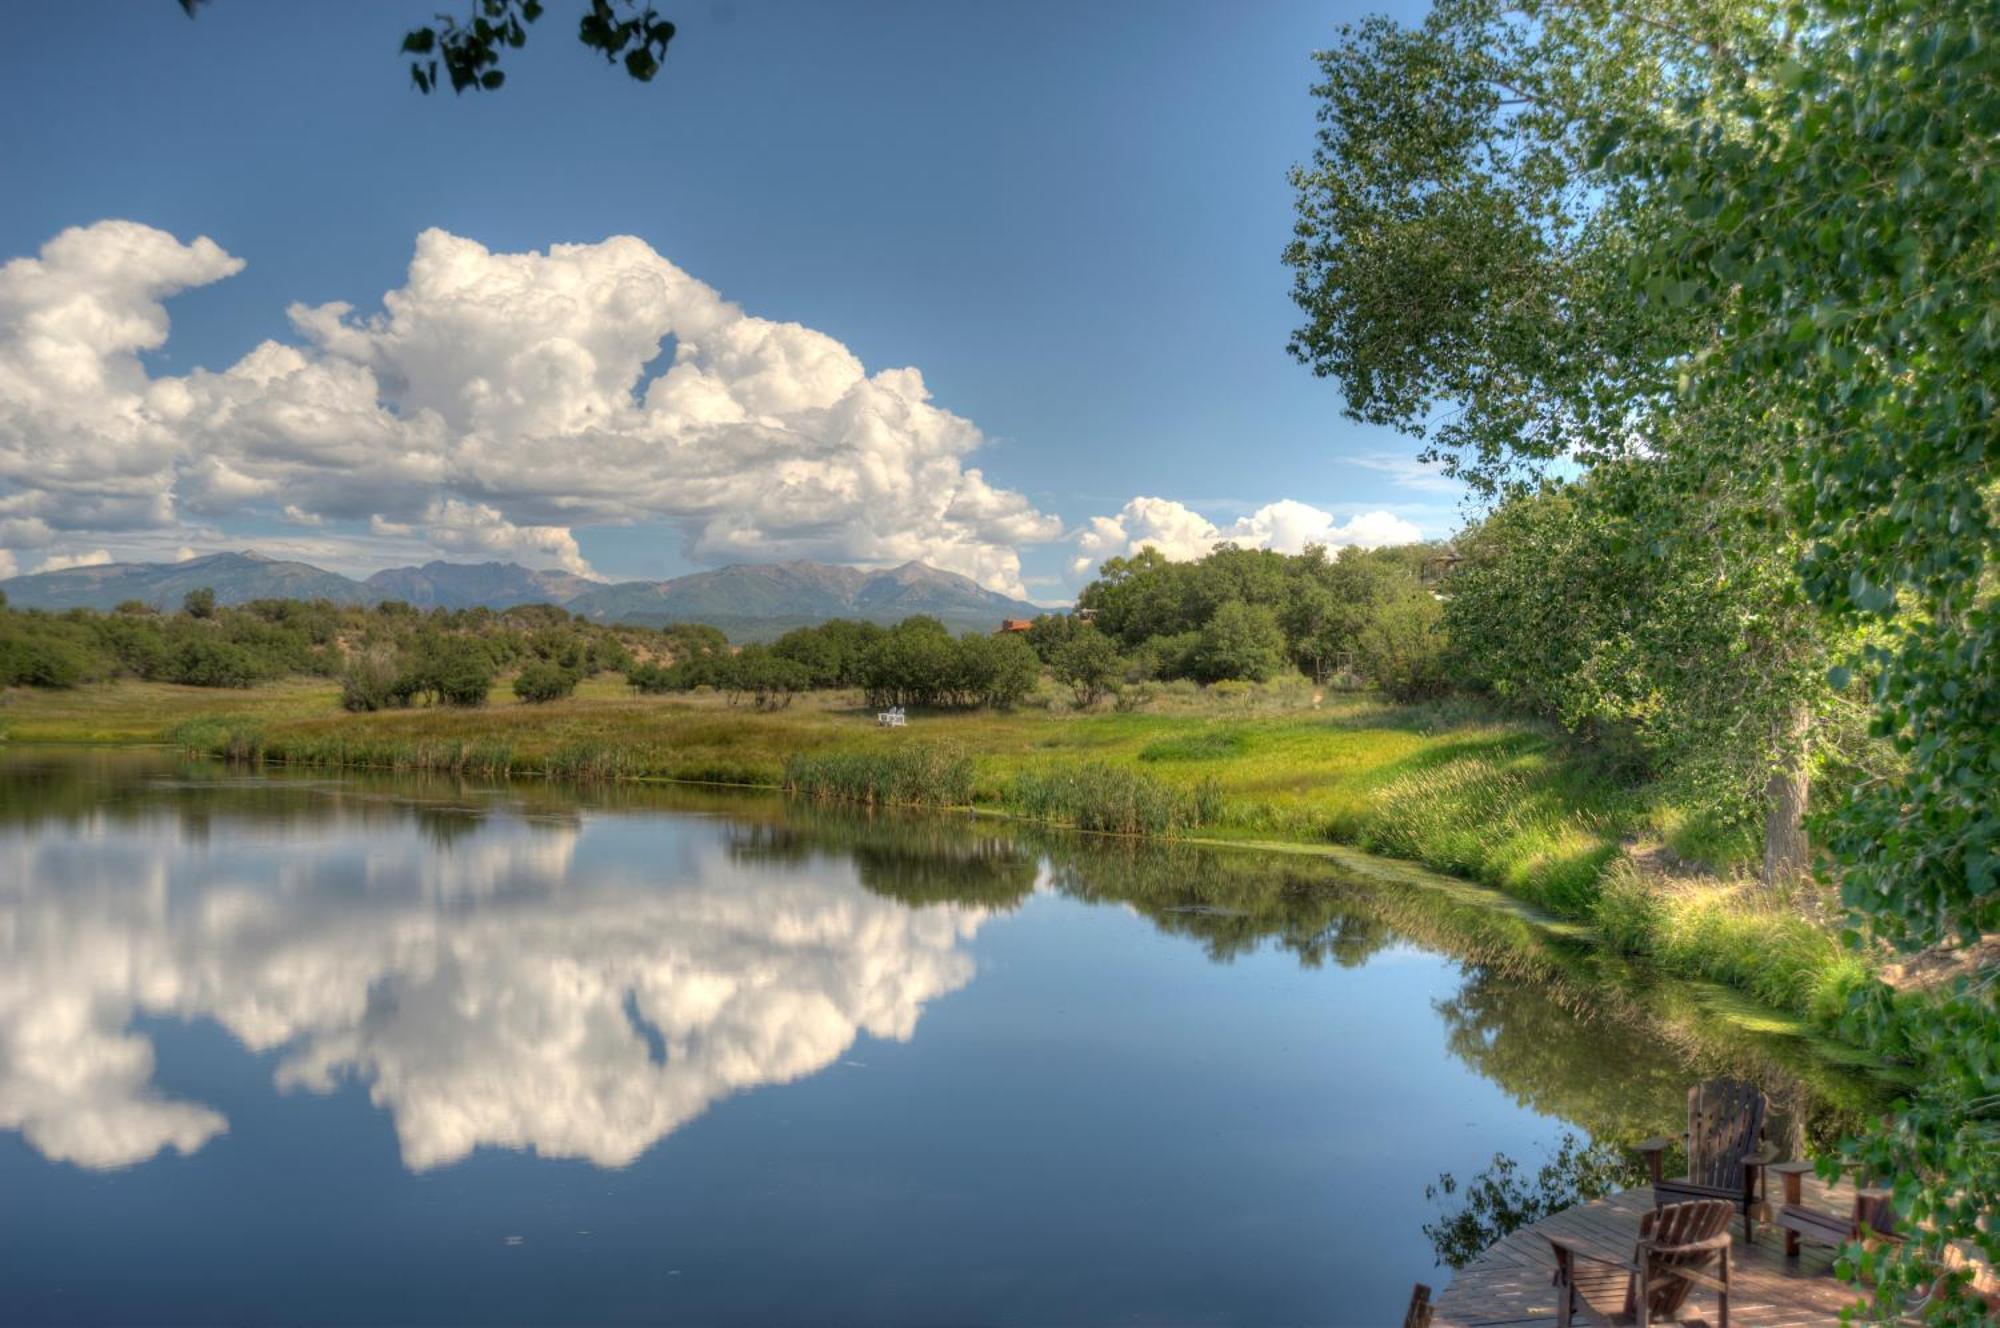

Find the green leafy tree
[[1191, 602, 1287, 684], [1051, 628, 1124, 706], [512, 658, 580, 704], [953, 632, 1041, 709], [182, 586, 217, 620], [1291, 0, 1996, 1314], [1355, 588, 1448, 702], [1606, 0, 2000, 1313], [1283, 0, 1834, 880]]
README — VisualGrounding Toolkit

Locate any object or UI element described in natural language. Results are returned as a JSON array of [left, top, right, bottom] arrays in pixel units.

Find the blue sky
[[0, 0, 1453, 599]]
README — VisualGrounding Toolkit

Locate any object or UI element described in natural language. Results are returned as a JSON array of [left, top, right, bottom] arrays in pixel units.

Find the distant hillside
[[364, 560, 598, 609], [1, 552, 1047, 636], [566, 560, 1044, 637], [0, 552, 372, 612]]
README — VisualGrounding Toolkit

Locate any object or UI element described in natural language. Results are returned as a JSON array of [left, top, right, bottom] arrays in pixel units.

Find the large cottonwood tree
[[1284, 0, 1827, 884], [1288, 0, 1997, 1317]]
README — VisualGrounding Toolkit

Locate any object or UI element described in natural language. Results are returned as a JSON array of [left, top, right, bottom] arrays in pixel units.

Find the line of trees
[[1063, 541, 1448, 700], [626, 616, 1042, 710]]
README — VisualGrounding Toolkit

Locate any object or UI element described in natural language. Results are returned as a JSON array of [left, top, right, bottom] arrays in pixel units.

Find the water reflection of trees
[[1043, 840, 1397, 968], [723, 811, 1041, 910]]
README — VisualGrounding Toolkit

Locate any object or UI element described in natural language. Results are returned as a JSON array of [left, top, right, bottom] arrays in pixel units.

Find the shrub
[[0, 630, 96, 688], [182, 587, 217, 619], [513, 660, 580, 704], [168, 635, 257, 688], [339, 652, 411, 712], [400, 633, 494, 707]]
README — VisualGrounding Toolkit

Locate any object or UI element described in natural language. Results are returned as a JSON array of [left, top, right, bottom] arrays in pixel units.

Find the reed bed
[[782, 745, 975, 808], [1008, 762, 1222, 837]]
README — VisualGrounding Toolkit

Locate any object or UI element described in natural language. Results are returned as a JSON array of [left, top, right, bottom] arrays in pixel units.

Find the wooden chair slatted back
[[1687, 1078, 1766, 1190], [1631, 1199, 1734, 1319]]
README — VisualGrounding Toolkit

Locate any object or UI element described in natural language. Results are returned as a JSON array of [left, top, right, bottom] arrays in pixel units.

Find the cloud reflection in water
[[0, 803, 987, 1171]]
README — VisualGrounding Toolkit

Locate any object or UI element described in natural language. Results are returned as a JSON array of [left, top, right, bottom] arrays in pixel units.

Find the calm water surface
[[0, 750, 1868, 1326]]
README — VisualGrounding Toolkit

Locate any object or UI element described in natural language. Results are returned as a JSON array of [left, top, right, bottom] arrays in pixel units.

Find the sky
[[0, 0, 1455, 601]]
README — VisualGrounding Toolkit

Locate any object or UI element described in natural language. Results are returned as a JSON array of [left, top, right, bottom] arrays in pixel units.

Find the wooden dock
[[1434, 1178, 1874, 1326]]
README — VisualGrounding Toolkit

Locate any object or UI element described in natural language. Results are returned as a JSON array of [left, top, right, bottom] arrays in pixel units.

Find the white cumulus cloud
[[35, 548, 112, 573], [1072, 496, 1423, 574], [0, 222, 1065, 595]]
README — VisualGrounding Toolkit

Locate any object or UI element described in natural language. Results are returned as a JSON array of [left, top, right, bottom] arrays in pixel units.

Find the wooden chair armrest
[[1639, 1233, 1734, 1256], [1546, 1236, 1642, 1276], [1767, 1160, 1817, 1176], [1634, 1137, 1677, 1153]]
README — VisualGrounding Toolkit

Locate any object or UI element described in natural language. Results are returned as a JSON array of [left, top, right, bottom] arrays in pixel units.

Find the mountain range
[[0, 551, 1046, 639]]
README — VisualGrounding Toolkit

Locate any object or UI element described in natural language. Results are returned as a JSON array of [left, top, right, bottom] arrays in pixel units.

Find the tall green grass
[[1009, 762, 1221, 837], [782, 745, 974, 807], [1344, 755, 1625, 916], [1593, 863, 1871, 1022]]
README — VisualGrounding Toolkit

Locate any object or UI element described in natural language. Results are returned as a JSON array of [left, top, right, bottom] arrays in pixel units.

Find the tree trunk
[[1762, 701, 1812, 888]]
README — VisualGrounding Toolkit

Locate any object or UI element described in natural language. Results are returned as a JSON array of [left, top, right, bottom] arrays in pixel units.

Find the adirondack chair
[[1549, 1198, 1735, 1327], [1637, 1079, 1771, 1243], [1769, 1160, 1900, 1259]]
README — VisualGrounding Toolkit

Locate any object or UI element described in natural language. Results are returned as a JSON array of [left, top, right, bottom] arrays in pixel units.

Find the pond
[[0, 749, 1877, 1326]]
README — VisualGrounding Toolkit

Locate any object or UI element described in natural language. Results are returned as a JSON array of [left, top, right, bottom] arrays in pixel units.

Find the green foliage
[[1076, 539, 1438, 692], [1293, 0, 1998, 1312], [1190, 601, 1288, 684], [339, 652, 410, 713], [400, 633, 495, 708], [725, 645, 814, 710], [1613, 0, 2000, 1309], [167, 634, 256, 688], [1354, 589, 1449, 703], [952, 631, 1041, 709], [1050, 628, 1124, 705], [772, 618, 883, 687], [181, 587, 216, 620], [512, 659, 580, 704]]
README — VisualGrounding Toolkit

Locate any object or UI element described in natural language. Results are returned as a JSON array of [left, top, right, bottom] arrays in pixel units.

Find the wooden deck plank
[[1433, 1179, 1868, 1327]]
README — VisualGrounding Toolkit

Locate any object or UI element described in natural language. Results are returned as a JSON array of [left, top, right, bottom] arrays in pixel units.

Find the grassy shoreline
[[0, 673, 1870, 1027]]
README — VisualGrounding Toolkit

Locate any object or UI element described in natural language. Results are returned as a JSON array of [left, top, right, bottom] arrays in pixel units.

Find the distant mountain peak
[[0, 552, 1043, 638]]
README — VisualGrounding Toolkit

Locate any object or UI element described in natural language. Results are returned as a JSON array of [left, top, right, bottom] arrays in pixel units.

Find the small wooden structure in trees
[[996, 619, 1033, 633], [1420, 544, 1465, 586], [1548, 1198, 1735, 1327], [1638, 1079, 1771, 1242]]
